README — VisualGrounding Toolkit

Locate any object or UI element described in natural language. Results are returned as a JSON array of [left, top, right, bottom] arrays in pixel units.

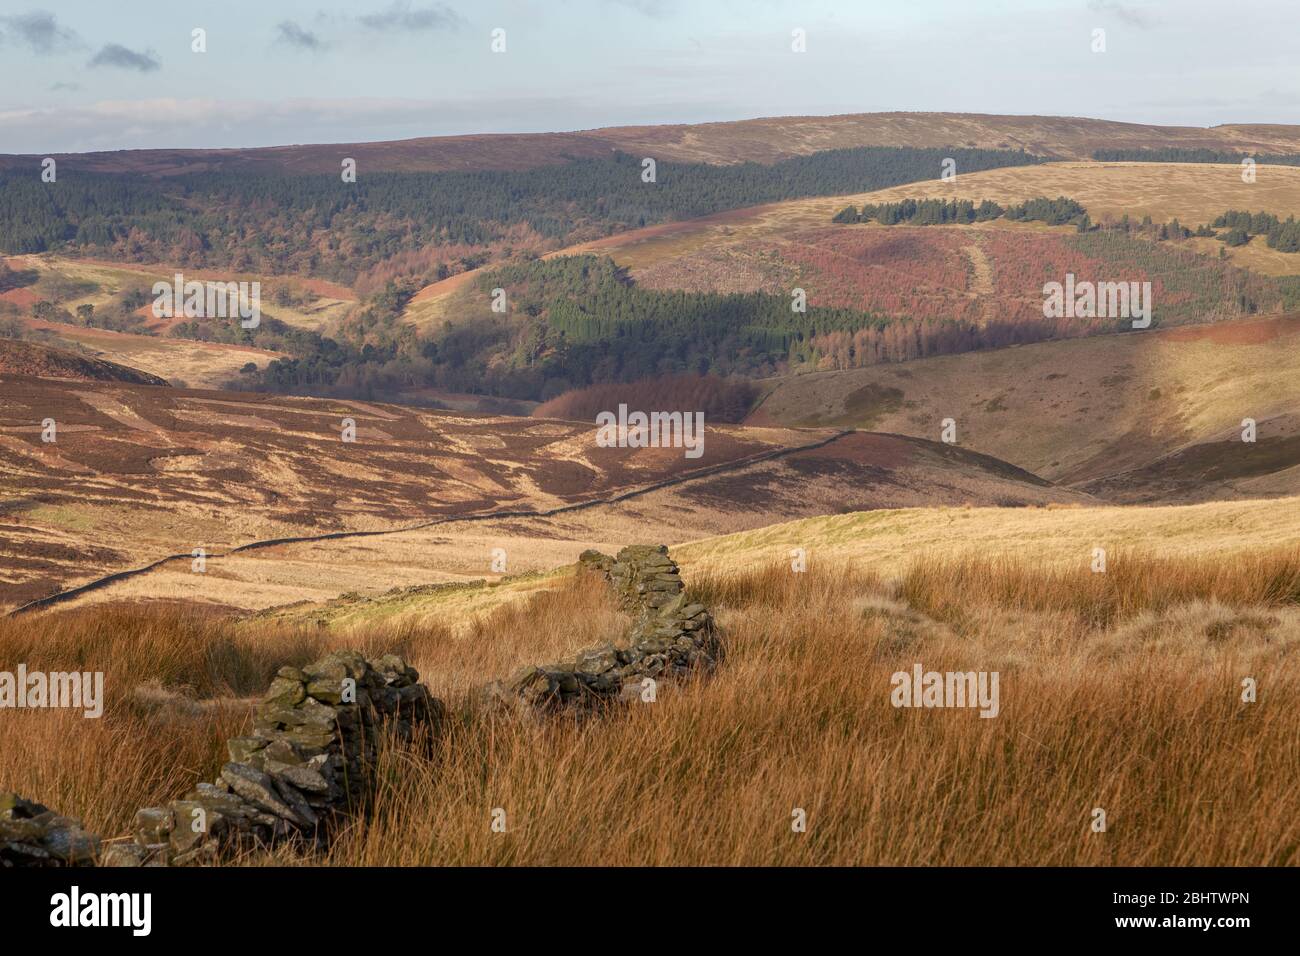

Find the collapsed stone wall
[[108, 651, 442, 867], [1, 792, 100, 867], [496, 544, 721, 710], [2, 544, 720, 866], [1, 651, 442, 868]]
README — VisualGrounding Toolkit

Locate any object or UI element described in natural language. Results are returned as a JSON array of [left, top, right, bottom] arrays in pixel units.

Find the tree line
[[832, 196, 1087, 227], [0, 147, 1043, 285], [1092, 148, 1300, 165], [1211, 210, 1300, 252]]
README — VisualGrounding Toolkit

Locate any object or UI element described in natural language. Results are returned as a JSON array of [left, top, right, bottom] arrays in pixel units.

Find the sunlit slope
[[404, 160, 1300, 328], [754, 313, 1300, 501], [673, 495, 1300, 578]]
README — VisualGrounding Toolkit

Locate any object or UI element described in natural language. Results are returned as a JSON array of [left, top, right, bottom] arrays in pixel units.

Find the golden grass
[[5, 547, 1296, 866], [903, 546, 1300, 628], [322, 556, 1297, 865], [0, 574, 621, 838], [675, 496, 1300, 579]]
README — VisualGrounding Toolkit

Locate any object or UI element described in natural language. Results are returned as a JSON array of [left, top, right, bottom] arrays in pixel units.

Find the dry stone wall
[[105, 651, 442, 867], [496, 544, 721, 710], [2, 544, 720, 867], [1, 792, 100, 867]]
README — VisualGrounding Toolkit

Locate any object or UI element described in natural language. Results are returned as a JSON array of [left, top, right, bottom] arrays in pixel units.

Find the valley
[[3, 86, 1299, 881]]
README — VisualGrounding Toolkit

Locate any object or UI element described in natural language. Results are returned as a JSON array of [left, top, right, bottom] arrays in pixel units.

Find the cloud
[[88, 43, 161, 72], [1087, 0, 1153, 28], [49, 81, 82, 92], [358, 2, 463, 32], [0, 10, 80, 54], [276, 20, 325, 50]]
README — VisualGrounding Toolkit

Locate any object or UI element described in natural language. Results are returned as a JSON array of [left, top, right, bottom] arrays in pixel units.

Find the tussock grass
[[685, 559, 880, 611], [902, 546, 1300, 628], [4, 553, 1297, 865], [326, 558, 1298, 866], [0, 575, 622, 837]]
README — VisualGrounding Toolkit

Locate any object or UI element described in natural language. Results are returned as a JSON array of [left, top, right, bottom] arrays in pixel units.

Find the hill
[[0, 339, 168, 385], [0, 375, 1086, 613], [406, 160, 1300, 335], [752, 313, 1300, 503], [391, 158, 1300, 413], [5, 112, 1300, 176], [505, 160, 1300, 283], [671, 492, 1300, 579]]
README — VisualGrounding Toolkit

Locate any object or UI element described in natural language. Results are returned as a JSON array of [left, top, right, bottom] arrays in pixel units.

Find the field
[[3, 505, 1296, 866], [1, 254, 354, 388], [674, 494, 1300, 576]]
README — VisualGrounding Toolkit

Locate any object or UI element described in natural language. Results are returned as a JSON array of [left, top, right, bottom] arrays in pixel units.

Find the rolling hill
[[751, 312, 1300, 502], [405, 161, 1300, 337], [0, 373, 1086, 613], [5, 112, 1300, 176], [0, 339, 169, 385]]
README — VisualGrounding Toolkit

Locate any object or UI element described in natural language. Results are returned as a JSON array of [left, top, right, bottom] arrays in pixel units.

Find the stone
[[134, 807, 175, 844], [504, 544, 720, 714], [271, 777, 319, 828], [306, 677, 348, 704], [227, 736, 269, 764], [575, 643, 619, 675], [261, 739, 308, 766], [220, 762, 310, 827], [267, 762, 331, 795], [43, 826, 100, 864], [264, 676, 306, 707], [101, 843, 148, 867], [635, 635, 675, 654], [0, 792, 46, 817], [551, 670, 580, 694], [171, 844, 218, 867], [285, 727, 337, 750], [167, 802, 211, 854], [0, 818, 45, 842]]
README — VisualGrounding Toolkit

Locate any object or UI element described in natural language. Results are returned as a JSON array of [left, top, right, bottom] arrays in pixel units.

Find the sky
[[1, 0, 1298, 154]]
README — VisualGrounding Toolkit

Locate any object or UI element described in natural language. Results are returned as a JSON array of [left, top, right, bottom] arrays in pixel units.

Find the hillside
[[407, 161, 1300, 333], [752, 313, 1300, 502], [672, 493, 1300, 577], [512, 160, 1300, 281], [6, 112, 1300, 176], [0, 339, 168, 386], [0, 375, 1086, 613], [1, 254, 342, 388]]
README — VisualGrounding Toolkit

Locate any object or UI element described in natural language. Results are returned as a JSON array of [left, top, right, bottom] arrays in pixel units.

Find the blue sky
[[1, 0, 1298, 153]]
